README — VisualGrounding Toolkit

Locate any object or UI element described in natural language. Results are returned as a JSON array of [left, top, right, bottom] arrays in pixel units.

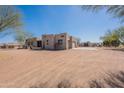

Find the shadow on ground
[[30, 80, 72, 88], [30, 49, 65, 51], [89, 71, 124, 88], [104, 48, 124, 52], [30, 71, 124, 88]]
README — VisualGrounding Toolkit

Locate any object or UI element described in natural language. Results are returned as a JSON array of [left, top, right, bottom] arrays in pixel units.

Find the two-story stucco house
[[25, 33, 78, 50]]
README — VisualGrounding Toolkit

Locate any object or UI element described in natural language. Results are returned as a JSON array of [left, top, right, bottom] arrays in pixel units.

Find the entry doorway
[[37, 40, 42, 47]]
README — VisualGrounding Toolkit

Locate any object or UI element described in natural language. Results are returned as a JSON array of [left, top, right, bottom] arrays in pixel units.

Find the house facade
[[25, 33, 78, 50]]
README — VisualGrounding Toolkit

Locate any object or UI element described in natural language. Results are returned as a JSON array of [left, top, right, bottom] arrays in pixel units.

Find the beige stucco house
[[25, 33, 78, 50]]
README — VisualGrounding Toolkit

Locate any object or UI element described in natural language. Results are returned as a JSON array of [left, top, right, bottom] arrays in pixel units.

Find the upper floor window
[[61, 35, 64, 37], [58, 39, 63, 45]]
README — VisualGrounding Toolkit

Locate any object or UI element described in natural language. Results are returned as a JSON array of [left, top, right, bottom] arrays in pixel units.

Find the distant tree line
[[100, 27, 124, 47]]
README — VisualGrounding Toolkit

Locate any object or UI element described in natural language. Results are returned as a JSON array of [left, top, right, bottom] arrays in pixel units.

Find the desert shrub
[[30, 82, 48, 88], [89, 80, 104, 88], [57, 80, 71, 88]]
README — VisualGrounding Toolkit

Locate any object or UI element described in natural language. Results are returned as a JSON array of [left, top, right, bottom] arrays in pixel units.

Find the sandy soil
[[0, 48, 124, 88]]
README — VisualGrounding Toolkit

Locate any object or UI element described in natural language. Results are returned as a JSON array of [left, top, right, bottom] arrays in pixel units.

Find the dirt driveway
[[0, 48, 124, 87]]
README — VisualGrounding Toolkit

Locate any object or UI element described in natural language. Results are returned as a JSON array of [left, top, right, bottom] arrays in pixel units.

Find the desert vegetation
[[82, 5, 124, 47]]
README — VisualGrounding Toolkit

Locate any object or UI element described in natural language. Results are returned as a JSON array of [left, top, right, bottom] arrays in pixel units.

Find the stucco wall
[[69, 36, 78, 49], [55, 33, 69, 50], [42, 34, 55, 50]]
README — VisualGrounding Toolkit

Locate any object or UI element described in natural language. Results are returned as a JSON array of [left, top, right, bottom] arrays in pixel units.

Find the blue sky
[[1, 5, 124, 43]]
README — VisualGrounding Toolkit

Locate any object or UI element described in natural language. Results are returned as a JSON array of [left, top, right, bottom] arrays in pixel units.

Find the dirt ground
[[0, 47, 124, 88]]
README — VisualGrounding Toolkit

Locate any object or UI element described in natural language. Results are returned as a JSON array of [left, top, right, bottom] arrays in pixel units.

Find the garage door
[[72, 42, 75, 48]]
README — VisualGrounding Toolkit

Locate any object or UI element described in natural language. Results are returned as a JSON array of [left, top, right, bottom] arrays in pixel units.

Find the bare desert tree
[[82, 5, 124, 22], [14, 29, 33, 44], [0, 6, 33, 44], [0, 6, 22, 32]]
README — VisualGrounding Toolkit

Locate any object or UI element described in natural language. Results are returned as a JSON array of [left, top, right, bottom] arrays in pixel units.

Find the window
[[61, 35, 64, 37], [32, 42, 37, 47], [46, 40, 48, 45], [58, 39, 63, 45]]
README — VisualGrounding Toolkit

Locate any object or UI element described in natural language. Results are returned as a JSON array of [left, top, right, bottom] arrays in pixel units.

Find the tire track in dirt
[[0, 49, 124, 87], [8, 51, 68, 87]]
